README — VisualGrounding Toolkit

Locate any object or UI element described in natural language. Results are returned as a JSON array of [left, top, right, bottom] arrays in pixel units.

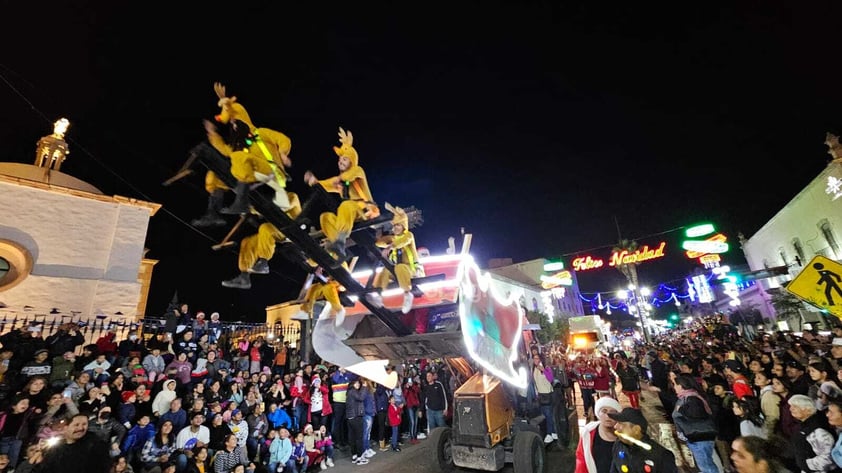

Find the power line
[[0, 66, 302, 286]]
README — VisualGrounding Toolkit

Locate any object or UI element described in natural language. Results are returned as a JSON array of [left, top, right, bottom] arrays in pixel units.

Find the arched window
[[820, 220, 840, 259], [792, 238, 806, 266]]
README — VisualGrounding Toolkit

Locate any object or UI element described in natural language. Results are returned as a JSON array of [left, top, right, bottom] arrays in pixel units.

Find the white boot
[[318, 302, 333, 320], [320, 460, 327, 470], [401, 292, 414, 314], [326, 458, 334, 468], [335, 307, 346, 328]]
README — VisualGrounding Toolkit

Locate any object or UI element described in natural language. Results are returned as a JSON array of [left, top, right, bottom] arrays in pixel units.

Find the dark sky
[[2, 2, 841, 321]]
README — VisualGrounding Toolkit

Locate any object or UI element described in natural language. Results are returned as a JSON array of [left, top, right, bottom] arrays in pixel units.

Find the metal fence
[[0, 312, 301, 351]]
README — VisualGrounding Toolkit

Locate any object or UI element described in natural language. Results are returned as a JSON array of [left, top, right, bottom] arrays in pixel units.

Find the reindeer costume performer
[[195, 83, 296, 225], [370, 204, 424, 313], [295, 262, 350, 327], [304, 127, 379, 260]]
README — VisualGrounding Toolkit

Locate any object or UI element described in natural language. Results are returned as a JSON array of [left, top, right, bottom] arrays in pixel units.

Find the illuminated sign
[[540, 270, 573, 289], [827, 176, 842, 201], [543, 261, 564, 272], [682, 239, 729, 254], [572, 256, 604, 271], [571, 242, 667, 271], [699, 254, 721, 268], [608, 242, 666, 267], [691, 274, 714, 303], [685, 223, 716, 238], [685, 233, 728, 259]]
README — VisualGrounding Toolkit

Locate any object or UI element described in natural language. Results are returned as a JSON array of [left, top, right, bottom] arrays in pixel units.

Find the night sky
[[2, 2, 841, 321]]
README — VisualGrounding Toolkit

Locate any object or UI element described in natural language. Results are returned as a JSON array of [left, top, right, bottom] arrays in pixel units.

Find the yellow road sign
[[786, 255, 842, 317]]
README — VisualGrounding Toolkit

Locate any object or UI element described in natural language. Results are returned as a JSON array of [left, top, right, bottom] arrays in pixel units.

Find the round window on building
[[0, 240, 34, 292]]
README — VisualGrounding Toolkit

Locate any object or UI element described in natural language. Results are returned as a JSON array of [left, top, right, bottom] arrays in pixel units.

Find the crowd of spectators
[[572, 313, 842, 473], [0, 303, 527, 473]]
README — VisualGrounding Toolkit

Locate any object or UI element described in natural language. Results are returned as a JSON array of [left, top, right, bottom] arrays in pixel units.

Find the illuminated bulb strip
[[457, 256, 528, 388], [418, 279, 459, 291]]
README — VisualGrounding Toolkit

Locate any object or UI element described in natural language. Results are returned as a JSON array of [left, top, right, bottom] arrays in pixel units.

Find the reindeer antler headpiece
[[213, 82, 254, 130], [385, 202, 408, 229], [333, 127, 359, 167]]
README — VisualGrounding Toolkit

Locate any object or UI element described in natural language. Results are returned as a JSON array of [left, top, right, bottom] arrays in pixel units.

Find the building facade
[[0, 120, 159, 326], [487, 258, 585, 321], [741, 134, 842, 326]]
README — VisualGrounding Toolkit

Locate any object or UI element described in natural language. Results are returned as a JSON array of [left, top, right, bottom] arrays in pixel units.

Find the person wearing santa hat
[[575, 397, 622, 473]]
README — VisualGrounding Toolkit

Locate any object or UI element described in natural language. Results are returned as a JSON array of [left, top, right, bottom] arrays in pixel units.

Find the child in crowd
[[388, 395, 403, 452], [292, 431, 309, 472]]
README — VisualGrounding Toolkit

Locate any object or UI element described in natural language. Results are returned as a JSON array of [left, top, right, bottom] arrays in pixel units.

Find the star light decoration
[[826, 176, 842, 201]]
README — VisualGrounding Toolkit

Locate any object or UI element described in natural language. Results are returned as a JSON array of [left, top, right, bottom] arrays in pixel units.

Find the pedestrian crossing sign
[[786, 255, 842, 318]]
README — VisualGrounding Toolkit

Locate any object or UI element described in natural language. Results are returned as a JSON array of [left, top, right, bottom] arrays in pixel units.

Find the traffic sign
[[786, 255, 842, 318]]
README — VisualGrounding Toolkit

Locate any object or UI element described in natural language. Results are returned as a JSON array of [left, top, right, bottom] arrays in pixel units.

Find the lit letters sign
[[685, 233, 728, 259], [571, 242, 667, 271], [540, 270, 573, 289], [608, 242, 666, 267], [572, 256, 604, 271]]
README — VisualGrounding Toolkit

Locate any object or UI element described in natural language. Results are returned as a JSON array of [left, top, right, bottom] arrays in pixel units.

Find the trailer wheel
[[513, 431, 545, 473], [428, 426, 455, 472]]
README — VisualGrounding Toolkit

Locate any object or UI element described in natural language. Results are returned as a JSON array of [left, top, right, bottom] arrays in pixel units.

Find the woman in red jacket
[[403, 376, 421, 443], [593, 357, 613, 400]]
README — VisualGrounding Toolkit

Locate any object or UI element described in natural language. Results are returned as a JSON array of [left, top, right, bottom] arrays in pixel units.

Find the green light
[[543, 261, 564, 272], [685, 223, 716, 238], [669, 314, 679, 321]]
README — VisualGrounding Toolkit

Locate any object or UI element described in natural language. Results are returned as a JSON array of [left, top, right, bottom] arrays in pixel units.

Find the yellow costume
[[306, 128, 379, 259], [221, 192, 303, 290], [204, 83, 295, 219], [372, 204, 423, 313], [297, 263, 350, 327]]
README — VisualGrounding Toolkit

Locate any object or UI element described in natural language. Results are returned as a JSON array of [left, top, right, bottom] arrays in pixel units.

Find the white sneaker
[[352, 455, 358, 462], [326, 458, 335, 468], [320, 460, 327, 470], [356, 457, 369, 465], [552, 433, 558, 440], [365, 292, 384, 308], [401, 292, 414, 314], [417, 432, 427, 439], [544, 434, 553, 443], [365, 448, 377, 458]]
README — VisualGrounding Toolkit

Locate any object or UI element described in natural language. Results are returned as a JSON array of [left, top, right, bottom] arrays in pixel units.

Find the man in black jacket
[[45, 324, 85, 357], [608, 408, 677, 473], [345, 379, 367, 465], [420, 370, 448, 435]]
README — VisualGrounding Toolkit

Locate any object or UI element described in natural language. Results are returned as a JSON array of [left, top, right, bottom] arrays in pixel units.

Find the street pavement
[[324, 433, 575, 473], [317, 383, 691, 473]]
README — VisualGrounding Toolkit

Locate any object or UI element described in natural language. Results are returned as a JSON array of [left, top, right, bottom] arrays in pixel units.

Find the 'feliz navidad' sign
[[571, 242, 667, 272]]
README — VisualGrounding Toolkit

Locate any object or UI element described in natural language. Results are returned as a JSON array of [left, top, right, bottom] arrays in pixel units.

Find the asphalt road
[[324, 436, 575, 473]]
